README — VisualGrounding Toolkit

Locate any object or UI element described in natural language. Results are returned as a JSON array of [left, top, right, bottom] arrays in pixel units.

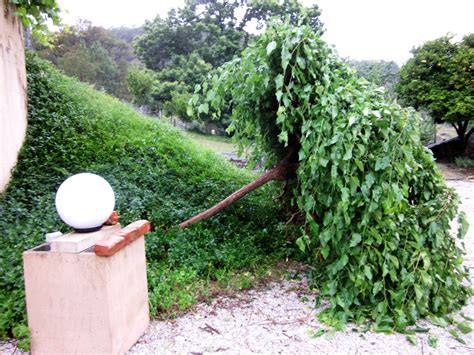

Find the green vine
[[191, 22, 471, 330], [6, 0, 61, 45]]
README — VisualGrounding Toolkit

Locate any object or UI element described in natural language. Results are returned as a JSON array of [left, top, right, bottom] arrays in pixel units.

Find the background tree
[[132, 0, 323, 122], [347, 60, 436, 145], [397, 34, 474, 153], [36, 21, 136, 99], [126, 66, 156, 108], [109, 26, 144, 44], [183, 21, 470, 329], [347, 60, 399, 98]]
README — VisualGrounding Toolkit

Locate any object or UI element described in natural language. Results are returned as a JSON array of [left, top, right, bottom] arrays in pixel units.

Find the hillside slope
[[0, 54, 289, 337]]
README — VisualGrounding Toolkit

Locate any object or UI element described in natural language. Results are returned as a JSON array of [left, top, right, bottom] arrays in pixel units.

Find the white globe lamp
[[55, 173, 115, 232]]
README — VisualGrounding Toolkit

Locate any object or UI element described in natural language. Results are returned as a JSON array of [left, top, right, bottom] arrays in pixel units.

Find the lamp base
[[74, 226, 102, 233]]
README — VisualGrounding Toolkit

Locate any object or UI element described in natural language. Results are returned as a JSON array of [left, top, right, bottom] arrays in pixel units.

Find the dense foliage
[[7, 0, 60, 44], [131, 0, 322, 120], [397, 34, 474, 153], [192, 22, 471, 329], [36, 21, 136, 99], [347, 60, 399, 98], [0, 54, 289, 337]]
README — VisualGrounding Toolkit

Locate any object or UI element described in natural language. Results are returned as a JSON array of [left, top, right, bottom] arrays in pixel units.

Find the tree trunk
[[451, 120, 472, 155], [179, 153, 298, 229]]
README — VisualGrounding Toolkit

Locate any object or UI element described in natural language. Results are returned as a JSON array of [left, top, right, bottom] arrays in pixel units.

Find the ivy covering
[[191, 23, 471, 329]]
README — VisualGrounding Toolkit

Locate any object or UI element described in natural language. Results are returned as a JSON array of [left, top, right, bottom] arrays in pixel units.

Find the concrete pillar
[[23, 235, 150, 354]]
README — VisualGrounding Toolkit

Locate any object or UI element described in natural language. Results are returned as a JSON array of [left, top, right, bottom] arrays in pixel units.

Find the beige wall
[[0, 6, 27, 193]]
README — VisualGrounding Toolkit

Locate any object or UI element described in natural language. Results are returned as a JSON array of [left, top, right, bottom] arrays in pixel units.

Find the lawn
[[185, 131, 236, 154]]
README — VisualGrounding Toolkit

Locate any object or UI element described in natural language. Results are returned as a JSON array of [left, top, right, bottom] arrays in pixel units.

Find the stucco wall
[[0, 6, 27, 192]]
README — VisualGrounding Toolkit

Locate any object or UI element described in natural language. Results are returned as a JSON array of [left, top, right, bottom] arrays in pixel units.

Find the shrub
[[0, 54, 289, 337], [455, 157, 474, 168]]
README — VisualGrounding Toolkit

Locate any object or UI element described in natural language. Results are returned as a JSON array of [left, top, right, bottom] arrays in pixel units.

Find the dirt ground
[[437, 162, 474, 181]]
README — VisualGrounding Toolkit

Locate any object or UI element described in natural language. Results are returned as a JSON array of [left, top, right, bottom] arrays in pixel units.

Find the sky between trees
[[57, 0, 473, 63]]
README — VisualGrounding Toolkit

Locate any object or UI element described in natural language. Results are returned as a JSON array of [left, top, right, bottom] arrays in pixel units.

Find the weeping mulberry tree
[[183, 22, 470, 329]]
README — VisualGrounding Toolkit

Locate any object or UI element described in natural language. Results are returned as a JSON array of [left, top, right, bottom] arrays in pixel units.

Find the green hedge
[[0, 54, 289, 337]]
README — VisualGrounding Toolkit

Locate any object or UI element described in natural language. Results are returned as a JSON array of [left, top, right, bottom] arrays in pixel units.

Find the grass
[[185, 131, 236, 154], [0, 54, 295, 340]]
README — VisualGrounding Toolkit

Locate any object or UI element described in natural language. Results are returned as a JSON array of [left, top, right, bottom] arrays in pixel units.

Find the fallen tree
[[183, 22, 471, 329], [180, 144, 299, 228]]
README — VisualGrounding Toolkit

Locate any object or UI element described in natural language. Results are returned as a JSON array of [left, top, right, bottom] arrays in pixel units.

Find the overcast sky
[[57, 0, 473, 64]]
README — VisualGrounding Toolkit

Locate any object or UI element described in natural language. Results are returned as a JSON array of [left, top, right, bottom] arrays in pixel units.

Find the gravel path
[[129, 180, 474, 355]]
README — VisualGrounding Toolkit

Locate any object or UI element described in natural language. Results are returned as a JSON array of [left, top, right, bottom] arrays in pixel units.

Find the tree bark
[[179, 153, 299, 229], [451, 120, 472, 155]]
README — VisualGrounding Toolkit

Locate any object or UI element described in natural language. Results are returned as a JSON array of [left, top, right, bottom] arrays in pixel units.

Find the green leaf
[[461, 313, 474, 322], [348, 115, 357, 127], [311, 329, 327, 338], [349, 233, 362, 247], [389, 255, 399, 269], [198, 103, 209, 114], [448, 329, 466, 344], [364, 265, 373, 280], [355, 159, 364, 171], [275, 74, 284, 89], [457, 211, 469, 239], [343, 147, 353, 161], [296, 56, 306, 69], [321, 245, 330, 259], [296, 237, 306, 252], [266, 41, 277, 55], [372, 281, 383, 296], [406, 335, 417, 346], [375, 156, 390, 171], [427, 335, 438, 348], [278, 130, 288, 144], [430, 315, 448, 327], [457, 322, 472, 334], [414, 284, 423, 301]]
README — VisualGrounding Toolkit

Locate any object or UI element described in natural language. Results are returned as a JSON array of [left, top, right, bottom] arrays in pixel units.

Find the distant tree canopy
[[348, 60, 399, 98], [131, 0, 323, 122], [397, 34, 474, 152], [36, 21, 136, 99], [134, 0, 322, 71], [109, 26, 144, 44]]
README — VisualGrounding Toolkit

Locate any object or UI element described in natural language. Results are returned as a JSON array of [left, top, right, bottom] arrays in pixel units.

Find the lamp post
[[55, 173, 115, 232], [23, 172, 150, 353]]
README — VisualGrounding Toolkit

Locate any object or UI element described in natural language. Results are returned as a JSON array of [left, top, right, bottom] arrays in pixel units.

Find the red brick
[[95, 220, 151, 257], [103, 211, 120, 225]]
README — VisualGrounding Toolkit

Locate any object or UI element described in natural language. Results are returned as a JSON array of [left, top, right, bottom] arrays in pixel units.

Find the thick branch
[[451, 122, 460, 136], [466, 127, 474, 141], [179, 160, 298, 229]]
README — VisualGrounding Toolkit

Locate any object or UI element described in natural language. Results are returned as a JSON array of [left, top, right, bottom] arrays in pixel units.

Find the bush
[[0, 54, 291, 337], [455, 157, 474, 168]]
